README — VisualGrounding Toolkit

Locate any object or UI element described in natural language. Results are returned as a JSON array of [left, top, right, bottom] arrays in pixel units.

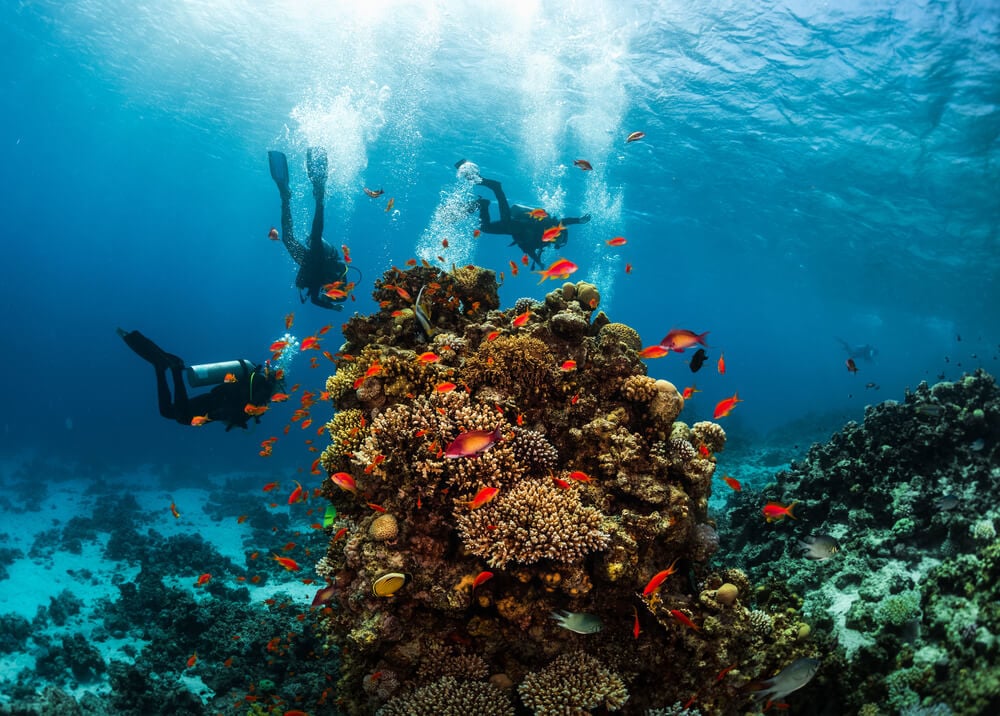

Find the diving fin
[[268, 151, 289, 192], [306, 147, 328, 187]]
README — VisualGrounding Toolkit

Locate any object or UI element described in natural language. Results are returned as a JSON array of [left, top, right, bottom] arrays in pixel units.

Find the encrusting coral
[[309, 264, 817, 714]]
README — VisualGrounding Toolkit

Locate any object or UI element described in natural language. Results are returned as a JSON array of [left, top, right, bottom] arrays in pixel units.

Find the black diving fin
[[268, 151, 289, 192], [306, 147, 328, 186]]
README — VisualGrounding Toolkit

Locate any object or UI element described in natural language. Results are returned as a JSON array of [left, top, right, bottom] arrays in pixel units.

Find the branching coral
[[377, 676, 514, 716], [455, 478, 610, 568], [518, 651, 629, 715]]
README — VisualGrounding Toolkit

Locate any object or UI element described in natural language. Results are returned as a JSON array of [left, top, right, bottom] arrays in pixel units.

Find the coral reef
[[718, 370, 1000, 716], [311, 265, 818, 714]]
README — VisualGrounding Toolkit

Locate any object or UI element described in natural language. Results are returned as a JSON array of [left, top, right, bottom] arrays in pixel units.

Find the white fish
[[799, 535, 840, 561], [753, 658, 821, 703], [550, 610, 603, 634]]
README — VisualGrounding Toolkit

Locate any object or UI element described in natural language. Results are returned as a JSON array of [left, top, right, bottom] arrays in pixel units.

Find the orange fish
[[535, 258, 578, 283], [713, 392, 742, 419], [435, 382, 457, 393], [473, 229, 481, 237], [269, 340, 289, 352], [170, 502, 180, 519], [540, 223, 566, 243], [638, 345, 671, 359], [288, 480, 304, 504], [552, 477, 571, 489], [300, 336, 320, 351], [190, 415, 211, 427], [262, 481, 280, 492], [762, 501, 797, 522], [606, 236, 627, 247], [681, 385, 700, 399], [660, 329, 710, 353], [512, 310, 531, 327], [669, 609, 700, 631], [367, 502, 386, 513], [526, 208, 548, 220], [186, 652, 197, 668], [284, 312, 294, 329], [573, 159, 593, 170], [633, 606, 641, 639], [521, 254, 529, 265], [268, 227, 279, 241], [272, 554, 301, 571], [244, 404, 268, 417], [385, 197, 395, 213], [722, 475, 742, 492], [417, 352, 440, 363], [567, 470, 592, 483], [445, 426, 503, 459], [332, 527, 348, 542], [560, 360, 577, 371], [642, 558, 680, 596], [223, 656, 233, 668], [237, 514, 249, 524], [718, 353, 726, 375], [464, 486, 500, 509], [626, 130, 646, 143], [324, 286, 348, 300], [486, 331, 500, 341], [441, 238, 449, 248], [224, 372, 237, 383], [698, 443, 711, 458], [472, 571, 494, 589], [330, 472, 358, 493], [846, 358, 858, 373], [625, 263, 633, 274], [363, 187, 384, 198], [195, 573, 212, 587]]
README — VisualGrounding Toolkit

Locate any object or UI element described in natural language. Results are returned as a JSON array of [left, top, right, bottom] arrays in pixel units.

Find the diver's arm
[[561, 213, 591, 226]]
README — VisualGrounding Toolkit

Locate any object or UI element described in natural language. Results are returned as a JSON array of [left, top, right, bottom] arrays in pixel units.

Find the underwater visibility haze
[[1, 1, 998, 715]]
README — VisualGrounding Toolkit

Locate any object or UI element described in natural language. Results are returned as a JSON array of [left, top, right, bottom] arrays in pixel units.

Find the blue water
[[2, 0, 997, 472]]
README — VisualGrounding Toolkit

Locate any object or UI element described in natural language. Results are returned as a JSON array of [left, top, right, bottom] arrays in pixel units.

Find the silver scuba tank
[[185, 359, 253, 388]]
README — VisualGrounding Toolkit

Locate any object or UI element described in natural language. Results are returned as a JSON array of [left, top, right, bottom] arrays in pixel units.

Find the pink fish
[[660, 329, 710, 353], [535, 258, 578, 284], [445, 426, 503, 459]]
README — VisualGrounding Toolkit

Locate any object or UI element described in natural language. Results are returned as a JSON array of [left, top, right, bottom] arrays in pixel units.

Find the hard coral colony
[[312, 265, 819, 714]]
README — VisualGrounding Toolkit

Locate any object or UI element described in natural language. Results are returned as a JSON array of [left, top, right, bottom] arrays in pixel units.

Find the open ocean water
[[1, 2, 997, 715]]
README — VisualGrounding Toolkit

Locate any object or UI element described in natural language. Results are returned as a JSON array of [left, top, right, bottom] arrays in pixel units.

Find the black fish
[[690, 348, 708, 373]]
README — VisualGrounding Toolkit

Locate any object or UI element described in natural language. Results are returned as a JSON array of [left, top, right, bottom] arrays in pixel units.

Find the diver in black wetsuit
[[458, 160, 590, 269], [118, 329, 277, 431], [268, 148, 349, 310]]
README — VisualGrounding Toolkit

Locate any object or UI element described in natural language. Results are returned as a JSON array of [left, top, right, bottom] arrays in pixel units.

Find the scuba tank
[[186, 359, 254, 388]]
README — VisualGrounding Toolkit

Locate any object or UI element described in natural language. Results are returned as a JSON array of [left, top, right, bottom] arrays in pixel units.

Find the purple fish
[[444, 425, 503, 459]]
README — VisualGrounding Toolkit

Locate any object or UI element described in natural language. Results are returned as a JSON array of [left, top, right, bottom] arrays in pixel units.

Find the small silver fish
[[753, 657, 821, 703], [970, 438, 985, 452], [799, 535, 840, 561], [936, 494, 960, 511], [550, 610, 603, 634]]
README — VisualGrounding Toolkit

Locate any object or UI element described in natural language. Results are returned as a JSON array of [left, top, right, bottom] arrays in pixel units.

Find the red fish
[[195, 573, 211, 587], [486, 331, 500, 341], [473, 229, 481, 237], [262, 481, 280, 492], [190, 415, 211, 427], [567, 470, 592, 483], [332, 527, 348, 542], [244, 404, 268, 417], [606, 236, 627, 246], [512, 310, 531, 327], [288, 480, 304, 504], [660, 329, 710, 353], [638, 345, 671, 359], [300, 336, 320, 351], [445, 426, 503, 459], [560, 360, 577, 371], [846, 358, 858, 373], [626, 130, 646, 143], [186, 652, 198, 668], [535, 258, 578, 283], [633, 606, 641, 639], [625, 263, 633, 274], [718, 353, 726, 374], [713, 392, 742, 419], [681, 385, 700, 399], [541, 223, 566, 243], [642, 558, 680, 596], [363, 187, 384, 198], [268, 227, 279, 241], [552, 477, 571, 489], [435, 382, 457, 393], [762, 501, 797, 522], [272, 554, 301, 571], [722, 475, 742, 491], [527, 208, 548, 220], [324, 286, 348, 299], [464, 486, 500, 509], [417, 352, 440, 363], [330, 472, 358, 493], [669, 609, 700, 631], [169, 502, 181, 519], [472, 571, 494, 589], [284, 312, 294, 329], [269, 340, 289, 352], [698, 443, 711, 458], [573, 159, 593, 170]]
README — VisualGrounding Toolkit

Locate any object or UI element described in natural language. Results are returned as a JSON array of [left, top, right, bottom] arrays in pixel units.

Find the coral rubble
[[312, 266, 818, 714]]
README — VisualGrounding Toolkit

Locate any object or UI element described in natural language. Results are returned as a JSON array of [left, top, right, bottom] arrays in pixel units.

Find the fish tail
[[787, 501, 798, 519]]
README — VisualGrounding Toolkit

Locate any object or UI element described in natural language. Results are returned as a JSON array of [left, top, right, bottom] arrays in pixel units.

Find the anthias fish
[[445, 426, 504, 458]]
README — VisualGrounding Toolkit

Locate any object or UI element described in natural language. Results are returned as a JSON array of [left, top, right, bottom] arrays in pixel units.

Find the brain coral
[[518, 651, 628, 715], [455, 478, 610, 568]]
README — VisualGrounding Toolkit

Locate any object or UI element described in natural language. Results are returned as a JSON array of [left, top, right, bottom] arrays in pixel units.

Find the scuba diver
[[268, 148, 349, 310], [836, 337, 878, 362], [118, 329, 277, 431], [457, 160, 590, 269]]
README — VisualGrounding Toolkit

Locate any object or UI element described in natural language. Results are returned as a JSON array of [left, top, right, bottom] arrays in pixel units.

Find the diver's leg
[[479, 178, 511, 223], [154, 366, 175, 420], [307, 147, 328, 198], [119, 329, 176, 369], [269, 151, 305, 265]]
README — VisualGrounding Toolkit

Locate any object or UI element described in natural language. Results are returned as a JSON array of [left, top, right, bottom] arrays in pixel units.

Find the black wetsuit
[[120, 330, 274, 431], [276, 167, 348, 310], [476, 178, 589, 269]]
